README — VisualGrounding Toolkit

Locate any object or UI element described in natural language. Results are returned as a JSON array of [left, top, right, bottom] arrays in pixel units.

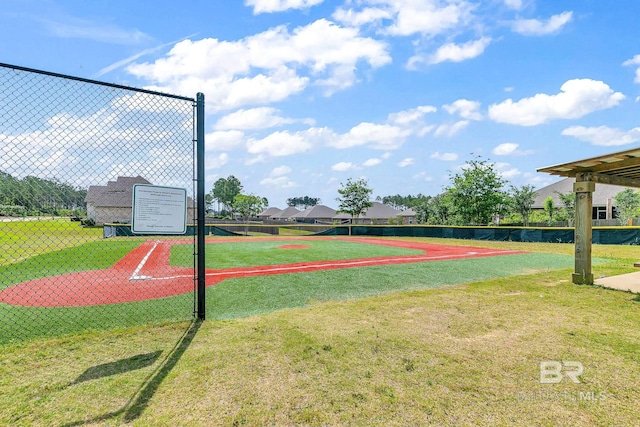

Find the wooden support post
[[572, 175, 595, 285]]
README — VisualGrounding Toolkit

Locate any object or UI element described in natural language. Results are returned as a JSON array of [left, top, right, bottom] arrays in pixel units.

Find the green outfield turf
[[169, 239, 424, 269]]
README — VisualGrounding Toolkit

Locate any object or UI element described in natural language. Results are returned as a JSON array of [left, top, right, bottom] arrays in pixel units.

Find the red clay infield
[[0, 238, 523, 307]]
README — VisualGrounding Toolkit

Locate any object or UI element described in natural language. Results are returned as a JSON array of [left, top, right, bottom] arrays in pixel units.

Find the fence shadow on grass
[[70, 350, 163, 385], [62, 320, 201, 427]]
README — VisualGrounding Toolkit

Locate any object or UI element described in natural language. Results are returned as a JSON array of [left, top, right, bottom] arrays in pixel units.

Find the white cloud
[[332, 161, 355, 171], [504, 0, 523, 10], [623, 54, 640, 83], [443, 99, 482, 120], [384, 0, 475, 37], [270, 165, 293, 176], [246, 0, 324, 14], [327, 105, 439, 151], [488, 79, 625, 126], [245, 154, 267, 165], [495, 162, 520, 179], [413, 172, 434, 181], [214, 107, 314, 130], [388, 105, 437, 125], [512, 11, 573, 36], [561, 126, 640, 146], [332, 6, 392, 27], [398, 158, 414, 167], [260, 176, 298, 188], [334, 0, 475, 36], [41, 16, 152, 45], [261, 165, 298, 188], [363, 158, 382, 166], [205, 130, 245, 151], [247, 127, 330, 156], [126, 19, 390, 110], [492, 142, 533, 156], [206, 153, 229, 170], [430, 152, 458, 161], [434, 120, 469, 137], [410, 37, 491, 67], [331, 122, 412, 150]]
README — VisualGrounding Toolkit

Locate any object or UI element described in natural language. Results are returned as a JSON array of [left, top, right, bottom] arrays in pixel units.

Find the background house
[[257, 207, 282, 220], [332, 201, 402, 224], [398, 208, 417, 224], [291, 205, 336, 223], [533, 177, 630, 220], [85, 176, 195, 226], [270, 206, 300, 221]]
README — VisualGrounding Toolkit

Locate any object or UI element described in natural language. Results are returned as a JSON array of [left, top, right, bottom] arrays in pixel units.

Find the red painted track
[[0, 237, 523, 307]]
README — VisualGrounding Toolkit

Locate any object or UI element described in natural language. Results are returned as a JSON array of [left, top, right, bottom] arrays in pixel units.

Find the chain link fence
[[0, 63, 201, 344]]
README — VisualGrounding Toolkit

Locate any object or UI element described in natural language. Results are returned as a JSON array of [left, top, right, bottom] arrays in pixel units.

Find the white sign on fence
[[131, 184, 187, 234]]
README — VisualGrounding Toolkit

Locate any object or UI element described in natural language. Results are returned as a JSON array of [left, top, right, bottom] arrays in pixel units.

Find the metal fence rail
[[0, 63, 201, 344]]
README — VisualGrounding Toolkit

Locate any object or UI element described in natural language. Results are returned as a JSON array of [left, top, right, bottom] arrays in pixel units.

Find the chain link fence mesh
[[0, 63, 198, 344]]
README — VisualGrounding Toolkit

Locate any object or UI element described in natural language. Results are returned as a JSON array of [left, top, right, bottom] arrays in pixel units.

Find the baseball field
[[1, 220, 639, 425]]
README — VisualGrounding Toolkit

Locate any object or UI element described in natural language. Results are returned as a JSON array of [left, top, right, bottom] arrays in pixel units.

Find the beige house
[[85, 176, 196, 226], [290, 204, 336, 223], [332, 202, 402, 224], [533, 177, 630, 220]]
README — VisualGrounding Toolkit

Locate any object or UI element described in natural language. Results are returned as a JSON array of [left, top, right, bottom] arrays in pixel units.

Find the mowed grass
[[170, 239, 425, 269], [0, 238, 639, 425], [0, 219, 102, 266]]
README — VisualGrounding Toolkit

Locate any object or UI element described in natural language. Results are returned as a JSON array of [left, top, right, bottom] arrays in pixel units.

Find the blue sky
[[2, 0, 640, 208]]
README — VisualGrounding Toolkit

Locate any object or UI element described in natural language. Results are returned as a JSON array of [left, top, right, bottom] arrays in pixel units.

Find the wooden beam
[[579, 172, 640, 189], [572, 176, 594, 285]]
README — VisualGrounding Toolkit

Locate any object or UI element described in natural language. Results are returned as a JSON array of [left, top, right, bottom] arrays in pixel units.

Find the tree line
[[0, 171, 86, 217], [207, 156, 640, 226], [337, 156, 640, 226]]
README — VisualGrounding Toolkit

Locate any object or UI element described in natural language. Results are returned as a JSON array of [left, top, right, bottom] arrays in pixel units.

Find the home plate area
[[0, 238, 523, 307]]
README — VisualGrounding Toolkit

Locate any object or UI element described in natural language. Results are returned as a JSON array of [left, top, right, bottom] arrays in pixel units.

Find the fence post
[[196, 93, 206, 319]]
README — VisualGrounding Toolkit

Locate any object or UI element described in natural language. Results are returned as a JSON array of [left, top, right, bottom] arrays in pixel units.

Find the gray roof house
[[290, 204, 336, 223], [258, 207, 283, 219], [85, 176, 195, 226], [332, 201, 402, 224], [270, 206, 300, 220], [533, 177, 631, 220], [398, 208, 417, 224], [85, 176, 152, 225]]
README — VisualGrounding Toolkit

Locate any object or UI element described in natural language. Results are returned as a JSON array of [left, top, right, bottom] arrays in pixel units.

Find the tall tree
[[555, 191, 575, 226], [233, 194, 267, 235], [446, 156, 507, 225], [336, 178, 373, 233], [427, 192, 455, 225], [509, 184, 536, 226], [286, 196, 320, 209], [543, 196, 555, 225], [210, 175, 243, 214], [613, 188, 640, 225]]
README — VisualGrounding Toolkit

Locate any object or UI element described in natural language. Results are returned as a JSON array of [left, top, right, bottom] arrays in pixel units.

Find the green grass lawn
[[2, 232, 640, 425], [0, 238, 639, 426]]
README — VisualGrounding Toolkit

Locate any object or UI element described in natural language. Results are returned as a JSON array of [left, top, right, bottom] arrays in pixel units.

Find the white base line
[[131, 249, 522, 282], [130, 241, 160, 281]]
